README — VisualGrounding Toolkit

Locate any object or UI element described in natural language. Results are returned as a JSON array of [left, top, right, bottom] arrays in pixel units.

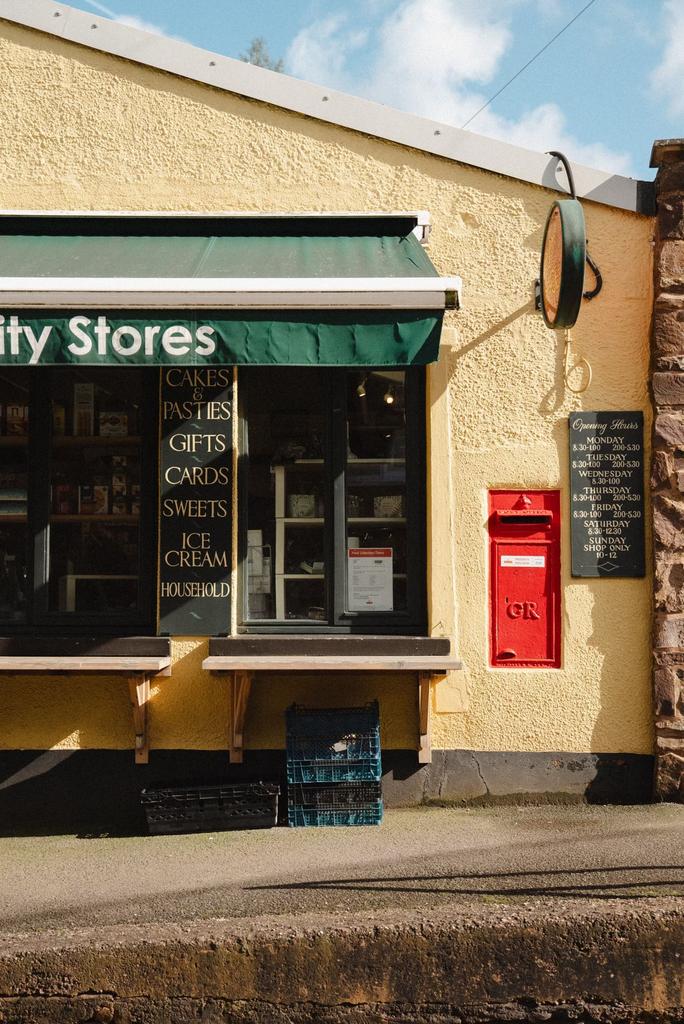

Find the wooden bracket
[[128, 673, 150, 765], [418, 671, 433, 764], [230, 670, 253, 764]]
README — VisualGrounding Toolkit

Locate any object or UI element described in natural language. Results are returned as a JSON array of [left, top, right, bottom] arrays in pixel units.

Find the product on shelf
[[346, 494, 364, 516], [6, 404, 28, 436], [73, 383, 95, 436], [288, 493, 316, 518], [99, 410, 128, 436], [0, 479, 28, 517], [53, 483, 78, 514], [78, 484, 109, 515], [0, 502, 27, 516], [52, 403, 66, 436], [112, 473, 127, 497], [373, 495, 404, 517], [0, 488, 27, 502]]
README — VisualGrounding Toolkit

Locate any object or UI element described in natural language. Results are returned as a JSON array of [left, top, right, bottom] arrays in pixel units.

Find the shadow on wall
[[381, 750, 654, 807], [0, 746, 656, 837], [585, 577, 655, 800]]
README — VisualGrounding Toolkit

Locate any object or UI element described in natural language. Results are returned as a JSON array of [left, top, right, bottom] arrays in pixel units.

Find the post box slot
[[496, 511, 553, 524]]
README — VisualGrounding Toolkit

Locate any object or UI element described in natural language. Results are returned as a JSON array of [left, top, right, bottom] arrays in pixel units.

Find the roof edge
[[0, 0, 653, 215]]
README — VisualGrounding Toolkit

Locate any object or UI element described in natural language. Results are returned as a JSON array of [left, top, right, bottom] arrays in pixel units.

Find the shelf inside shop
[[348, 517, 406, 524], [52, 435, 141, 447], [279, 573, 325, 580], [279, 517, 324, 525], [49, 514, 140, 524], [280, 459, 323, 465], [277, 458, 405, 466]]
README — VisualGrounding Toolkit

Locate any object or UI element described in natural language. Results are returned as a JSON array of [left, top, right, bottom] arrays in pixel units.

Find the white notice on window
[[348, 547, 393, 611], [500, 555, 545, 568]]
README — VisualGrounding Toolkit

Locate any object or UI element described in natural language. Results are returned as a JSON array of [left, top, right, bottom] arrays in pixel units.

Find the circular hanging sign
[[539, 198, 586, 329]]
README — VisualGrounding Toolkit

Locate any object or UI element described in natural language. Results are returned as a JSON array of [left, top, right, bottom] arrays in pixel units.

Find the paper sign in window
[[347, 547, 393, 611]]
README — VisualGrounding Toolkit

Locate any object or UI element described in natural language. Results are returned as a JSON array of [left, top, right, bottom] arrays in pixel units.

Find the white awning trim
[[0, 275, 462, 310]]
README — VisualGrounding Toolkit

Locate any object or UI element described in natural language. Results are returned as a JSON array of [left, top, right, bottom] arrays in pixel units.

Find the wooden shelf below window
[[0, 646, 171, 766], [0, 515, 27, 523], [0, 436, 28, 447], [204, 640, 462, 766]]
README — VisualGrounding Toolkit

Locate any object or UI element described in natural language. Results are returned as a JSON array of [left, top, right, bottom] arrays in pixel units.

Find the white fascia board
[[0, 209, 431, 222], [0, 276, 462, 310], [0, 207, 432, 242], [0, 0, 649, 215]]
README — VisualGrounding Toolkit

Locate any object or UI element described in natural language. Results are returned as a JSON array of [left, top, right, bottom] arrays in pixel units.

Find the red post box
[[488, 490, 561, 668]]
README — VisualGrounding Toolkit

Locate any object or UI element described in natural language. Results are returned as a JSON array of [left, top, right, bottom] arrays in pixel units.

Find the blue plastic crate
[[289, 805, 383, 827], [288, 782, 383, 828], [287, 757, 381, 784], [286, 702, 381, 784]]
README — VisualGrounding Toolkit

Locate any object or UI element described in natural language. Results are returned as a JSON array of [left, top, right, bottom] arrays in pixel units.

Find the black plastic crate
[[288, 781, 383, 827], [141, 781, 279, 835], [286, 702, 381, 784]]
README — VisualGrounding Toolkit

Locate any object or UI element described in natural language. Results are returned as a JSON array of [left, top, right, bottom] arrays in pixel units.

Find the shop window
[[0, 367, 157, 632], [240, 367, 426, 632]]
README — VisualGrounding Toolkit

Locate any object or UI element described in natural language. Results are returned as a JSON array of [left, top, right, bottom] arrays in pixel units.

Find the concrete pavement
[[1, 804, 682, 932], [1, 805, 683, 1022]]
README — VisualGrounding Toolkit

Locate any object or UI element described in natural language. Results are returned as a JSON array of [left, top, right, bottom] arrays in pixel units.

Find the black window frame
[[238, 366, 427, 635], [0, 366, 158, 636]]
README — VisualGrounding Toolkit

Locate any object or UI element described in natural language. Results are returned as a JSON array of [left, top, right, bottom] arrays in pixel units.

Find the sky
[[72, 0, 683, 181]]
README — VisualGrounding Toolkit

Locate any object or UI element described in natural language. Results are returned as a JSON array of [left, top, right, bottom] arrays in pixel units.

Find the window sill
[[0, 637, 171, 674], [205, 635, 460, 672], [209, 634, 454, 659], [0, 636, 169, 658]]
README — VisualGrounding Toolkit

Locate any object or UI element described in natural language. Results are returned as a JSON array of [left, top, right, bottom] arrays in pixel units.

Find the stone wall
[[651, 139, 684, 802]]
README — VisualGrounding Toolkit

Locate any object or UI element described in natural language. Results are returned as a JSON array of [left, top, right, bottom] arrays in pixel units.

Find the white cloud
[[468, 101, 633, 176], [287, 0, 632, 175], [287, 14, 367, 88], [76, 1, 188, 42], [78, 0, 119, 16], [115, 14, 175, 36], [650, 0, 684, 117]]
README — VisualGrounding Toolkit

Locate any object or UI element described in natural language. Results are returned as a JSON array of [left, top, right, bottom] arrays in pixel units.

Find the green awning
[[0, 215, 460, 367]]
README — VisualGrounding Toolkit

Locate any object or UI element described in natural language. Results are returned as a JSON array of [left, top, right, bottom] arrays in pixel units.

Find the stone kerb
[[651, 139, 684, 802]]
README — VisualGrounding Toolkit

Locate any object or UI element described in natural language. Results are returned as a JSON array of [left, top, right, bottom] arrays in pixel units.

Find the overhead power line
[[461, 0, 599, 130]]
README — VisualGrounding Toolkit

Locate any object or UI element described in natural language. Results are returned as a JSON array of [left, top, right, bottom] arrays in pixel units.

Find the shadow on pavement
[[245, 863, 684, 899]]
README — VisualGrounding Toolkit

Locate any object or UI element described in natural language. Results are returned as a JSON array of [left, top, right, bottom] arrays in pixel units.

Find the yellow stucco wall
[[0, 21, 654, 755]]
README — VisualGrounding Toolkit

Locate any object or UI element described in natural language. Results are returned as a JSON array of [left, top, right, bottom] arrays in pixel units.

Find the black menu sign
[[569, 411, 645, 577], [159, 368, 232, 633]]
